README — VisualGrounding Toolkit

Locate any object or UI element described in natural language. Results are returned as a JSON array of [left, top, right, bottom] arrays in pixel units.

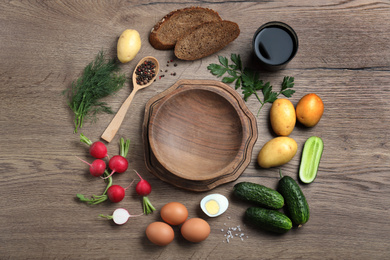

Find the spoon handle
[[101, 89, 138, 143]]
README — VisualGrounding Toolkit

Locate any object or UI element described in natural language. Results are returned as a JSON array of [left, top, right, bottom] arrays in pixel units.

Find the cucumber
[[233, 182, 284, 209], [245, 207, 292, 233], [299, 136, 324, 183], [278, 170, 310, 225]]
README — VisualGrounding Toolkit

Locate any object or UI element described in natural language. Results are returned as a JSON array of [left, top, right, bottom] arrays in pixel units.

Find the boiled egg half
[[200, 194, 229, 217]]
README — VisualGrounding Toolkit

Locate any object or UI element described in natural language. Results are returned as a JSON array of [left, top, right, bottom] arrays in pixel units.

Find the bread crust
[[149, 7, 222, 50]]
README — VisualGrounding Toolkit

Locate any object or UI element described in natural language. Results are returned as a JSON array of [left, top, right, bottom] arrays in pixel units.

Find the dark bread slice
[[149, 7, 222, 50], [174, 20, 240, 60]]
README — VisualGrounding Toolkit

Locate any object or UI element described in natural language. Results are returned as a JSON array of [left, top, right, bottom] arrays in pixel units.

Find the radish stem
[[120, 138, 130, 157], [77, 169, 113, 205], [80, 133, 92, 146], [143, 196, 156, 214]]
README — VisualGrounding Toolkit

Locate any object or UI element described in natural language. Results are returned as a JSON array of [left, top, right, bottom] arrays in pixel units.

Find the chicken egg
[[146, 221, 174, 246], [160, 202, 188, 225], [181, 218, 210, 243], [200, 194, 229, 217]]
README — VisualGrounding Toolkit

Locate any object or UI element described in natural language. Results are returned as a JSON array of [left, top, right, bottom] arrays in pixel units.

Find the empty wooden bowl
[[143, 80, 257, 190]]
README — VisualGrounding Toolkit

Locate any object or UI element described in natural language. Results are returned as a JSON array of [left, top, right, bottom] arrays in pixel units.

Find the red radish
[[107, 185, 126, 203], [106, 180, 134, 203], [76, 157, 106, 177], [80, 133, 108, 159], [89, 141, 108, 159], [102, 155, 128, 179], [135, 171, 152, 196], [134, 170, 155, 214]]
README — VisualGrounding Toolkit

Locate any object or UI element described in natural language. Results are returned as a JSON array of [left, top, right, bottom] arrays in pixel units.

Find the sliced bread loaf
[[149, 7, 222, 50], [174, 20, 240, 60]]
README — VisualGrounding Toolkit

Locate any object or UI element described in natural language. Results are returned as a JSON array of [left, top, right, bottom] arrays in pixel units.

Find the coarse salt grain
[[221, 217, 248, 243]]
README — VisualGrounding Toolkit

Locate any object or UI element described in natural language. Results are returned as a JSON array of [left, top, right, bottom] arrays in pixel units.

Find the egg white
[[200, 194, 229, 217]]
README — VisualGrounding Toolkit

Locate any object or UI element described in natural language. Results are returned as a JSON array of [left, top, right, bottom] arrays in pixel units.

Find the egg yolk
[[205, 199, 219, 215]]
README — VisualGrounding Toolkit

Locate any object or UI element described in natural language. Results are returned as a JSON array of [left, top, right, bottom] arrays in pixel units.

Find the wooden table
[[1, 1, 389, 259]]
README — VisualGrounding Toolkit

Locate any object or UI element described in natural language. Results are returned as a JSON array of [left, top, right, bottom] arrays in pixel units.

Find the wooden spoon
[[101, 56, 159, 142]]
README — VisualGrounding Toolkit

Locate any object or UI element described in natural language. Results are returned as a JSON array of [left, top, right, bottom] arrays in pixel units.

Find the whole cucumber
[[234, 182, 284, 209], [245, 207, 292, 233], [278, 171, 310, 225]]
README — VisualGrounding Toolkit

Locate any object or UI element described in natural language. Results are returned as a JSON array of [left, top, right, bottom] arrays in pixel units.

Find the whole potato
[[257, 137, 298, 168], [117, 29, 141, 63], [296, 93, 324, 127], [270, 98, 296, 136]]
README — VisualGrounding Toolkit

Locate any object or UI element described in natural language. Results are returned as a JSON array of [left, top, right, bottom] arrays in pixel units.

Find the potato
[[117, 29, 141, 63], [257, 137, 298, 168], [296, 93, 324, 127], [270, 98, 296, 136]]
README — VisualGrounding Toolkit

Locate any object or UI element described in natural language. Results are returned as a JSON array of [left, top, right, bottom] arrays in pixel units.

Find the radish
[[80, 133, 108, 159], [107, 185, 126, 203], [107, 180, 134, 203], [99, 208, 143, 225], [89, 141, 108, 159], [134, 170, 156, 214], [76, 157, 106, 177], [102, 155, 128, 179], [102, 138, 130, 179]]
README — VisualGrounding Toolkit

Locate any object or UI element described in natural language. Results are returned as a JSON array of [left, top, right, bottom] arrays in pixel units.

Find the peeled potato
[[257, 137, 298, 168], [270, 99, 296, 136], [117, 29, 141, 63]]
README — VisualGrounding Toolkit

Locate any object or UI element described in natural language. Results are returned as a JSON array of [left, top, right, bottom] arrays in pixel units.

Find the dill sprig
[[64, 51, 126, 133], [207, 54, 295, 115]]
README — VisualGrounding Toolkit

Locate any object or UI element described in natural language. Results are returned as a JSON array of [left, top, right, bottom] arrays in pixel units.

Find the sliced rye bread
[[149, 7, 222, 50], [174, 20, 240, 61]]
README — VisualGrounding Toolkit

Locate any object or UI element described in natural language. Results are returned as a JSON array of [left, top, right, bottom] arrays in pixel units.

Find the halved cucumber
[[299, 136, 324, 183]]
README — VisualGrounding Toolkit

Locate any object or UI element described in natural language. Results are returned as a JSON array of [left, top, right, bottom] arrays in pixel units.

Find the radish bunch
[[76, 134, 157, 222], [76, 134, 132, 204]]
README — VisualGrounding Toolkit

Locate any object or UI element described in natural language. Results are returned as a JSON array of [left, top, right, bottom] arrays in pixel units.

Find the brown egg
[[146, 222, 174, 246], [181, 218, 210, 242], [160, 202, 188, 225]]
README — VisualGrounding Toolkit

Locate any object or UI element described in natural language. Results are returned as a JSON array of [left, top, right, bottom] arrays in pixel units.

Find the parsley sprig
[[207, 54, 295, 115]]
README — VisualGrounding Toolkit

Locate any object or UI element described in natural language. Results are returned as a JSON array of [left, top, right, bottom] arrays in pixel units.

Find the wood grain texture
[[0, 0, 389, 259]]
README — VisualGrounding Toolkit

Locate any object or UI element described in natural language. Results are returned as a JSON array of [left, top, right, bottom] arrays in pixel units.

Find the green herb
[[207, 54, 295, 115], [63, 51, 126, 133]]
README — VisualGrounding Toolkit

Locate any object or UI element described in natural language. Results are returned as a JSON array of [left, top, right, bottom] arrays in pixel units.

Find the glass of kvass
[[253, 21, 298, 71]]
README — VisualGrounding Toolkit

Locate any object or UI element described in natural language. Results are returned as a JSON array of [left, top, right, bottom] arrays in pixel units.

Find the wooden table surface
[[1, 1, 389, 259]]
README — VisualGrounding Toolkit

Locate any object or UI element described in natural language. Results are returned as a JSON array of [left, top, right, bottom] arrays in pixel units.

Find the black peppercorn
[[135, 60, 156, 85]]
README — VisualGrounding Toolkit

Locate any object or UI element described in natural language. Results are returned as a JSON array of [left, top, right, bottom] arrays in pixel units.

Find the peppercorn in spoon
[[101, 56, 159, 142]]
